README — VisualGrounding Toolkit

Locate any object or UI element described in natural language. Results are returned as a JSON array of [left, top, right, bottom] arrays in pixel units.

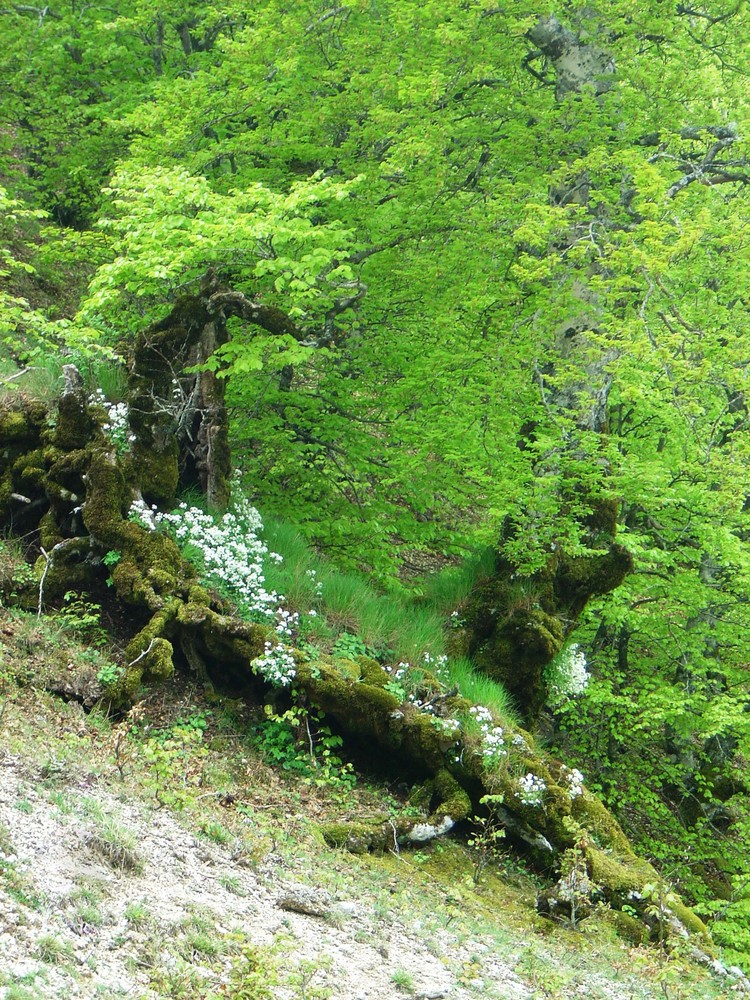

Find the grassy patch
[[87, 816, 143, 874]]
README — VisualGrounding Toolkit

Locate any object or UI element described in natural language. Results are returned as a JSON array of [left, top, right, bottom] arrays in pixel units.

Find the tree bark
[[460, 15, 629, 721]]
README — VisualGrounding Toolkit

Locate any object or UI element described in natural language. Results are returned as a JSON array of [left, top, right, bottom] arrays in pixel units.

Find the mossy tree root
[[0, 392, 706, 946]]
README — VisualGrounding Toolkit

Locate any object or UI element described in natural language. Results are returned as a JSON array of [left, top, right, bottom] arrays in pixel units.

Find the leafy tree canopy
[[4, 0, 750, 959]]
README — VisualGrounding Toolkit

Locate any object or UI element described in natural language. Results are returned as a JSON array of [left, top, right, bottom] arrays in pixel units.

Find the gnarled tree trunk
[[0, 344, 707, 944]]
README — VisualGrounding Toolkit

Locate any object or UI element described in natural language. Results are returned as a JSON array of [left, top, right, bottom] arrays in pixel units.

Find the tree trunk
[[460, 14, 630, 721], [0, 359, 707, 944]]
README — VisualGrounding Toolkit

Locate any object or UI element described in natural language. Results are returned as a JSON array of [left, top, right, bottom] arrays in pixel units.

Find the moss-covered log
[[0, 369, 706, 949]]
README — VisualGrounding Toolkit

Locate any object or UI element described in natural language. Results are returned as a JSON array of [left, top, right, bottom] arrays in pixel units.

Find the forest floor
[[0, 609, 746, 1000]]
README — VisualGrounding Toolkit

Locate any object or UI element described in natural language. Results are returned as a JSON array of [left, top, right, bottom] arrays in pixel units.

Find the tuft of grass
[[416, 546, 496, 612], [5, 988, 41, 1000], [315, 570, 374, 632], [34, 933, 73, 965], [80, 356, 128, 403], [87, 817, 143, 874], [391, 968, 416, 994], [449, 656, 520, 725], [219, 874, 247, 896], [261, 517, 322, 611], [177, 912, 223, 959], [200, 820, 233, 845], [391, 606, 446, 664], [124, 899, 150, 927], [1, 358, 65, 403]]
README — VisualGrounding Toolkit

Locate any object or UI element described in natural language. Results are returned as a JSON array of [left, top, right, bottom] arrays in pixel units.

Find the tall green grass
[[259, 511, 517, 724], [448, 656, 520, 726], [416, 546, 496, 612]]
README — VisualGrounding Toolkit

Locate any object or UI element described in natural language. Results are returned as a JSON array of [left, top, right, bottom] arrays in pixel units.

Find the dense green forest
[[3, 0, 750, 970]]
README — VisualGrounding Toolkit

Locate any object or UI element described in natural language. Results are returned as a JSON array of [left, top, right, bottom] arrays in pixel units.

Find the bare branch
[[305, 5, 349, 33], [206, 290, 302, 339]]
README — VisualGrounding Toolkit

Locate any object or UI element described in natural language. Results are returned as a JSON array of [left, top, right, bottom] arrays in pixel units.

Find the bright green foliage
[[5, 0, 750, 967]]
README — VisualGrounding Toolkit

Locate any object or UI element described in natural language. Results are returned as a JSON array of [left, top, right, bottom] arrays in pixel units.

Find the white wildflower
[[251, 641, 297, 688], [517, 772, 546, 807], [549, 643, 590, 703]]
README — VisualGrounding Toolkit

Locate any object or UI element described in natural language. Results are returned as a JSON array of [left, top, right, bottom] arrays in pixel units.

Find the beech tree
[[4, 0, 750, 963]]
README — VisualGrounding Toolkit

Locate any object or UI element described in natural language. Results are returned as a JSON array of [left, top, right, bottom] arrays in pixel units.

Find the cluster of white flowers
[[563, 766, 585, 800], [512, 734, 528, 750], [423, 651, 450, 681], [275, 608, 299, 637], [131, 495, 283, 620], [470, 705, 493, 724], [408, 693, 435, 712], [129, 497, 159, 531], [549, 643, 590, 702], [90, 390, 134, 453], [251, 641, 297, 687], [382, 659, 408, 681], [517, 772, 546, 807], [469, 705, 508, 764]]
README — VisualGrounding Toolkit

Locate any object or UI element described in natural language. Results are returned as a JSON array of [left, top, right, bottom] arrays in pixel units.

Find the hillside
[[0, 608, 746, 1000], [4, 0, 750, 987]]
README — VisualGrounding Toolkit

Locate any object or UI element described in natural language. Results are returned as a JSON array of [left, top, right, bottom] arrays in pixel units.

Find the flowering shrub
[[130, 494, 283, 621], [517, 772, 546, 807], [547, 643, 589, 704]]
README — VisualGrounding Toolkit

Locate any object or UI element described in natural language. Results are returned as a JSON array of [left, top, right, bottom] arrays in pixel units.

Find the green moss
[[55, 390, 94, 450], [81, 450, 130, 547], [332, 657, 361, 681], [430, 768, 471, 824], [177, 601, 211, 626], [603, 909, 650, 946], [320, 821, 392, 854], [127, 440, 179, 507], [188, 585, 212, 606], [586, 845, 656, 899], [141, 637, 175, 682], [670, 898, 711, 941], [572, 793, 633, 855], [0, 400, 47, 446], [13, 449, 48, 491], [401, 709, 454, 770], [38, 511, 63, 550], [356, 656, 389, 687], [299, 661, 402, 747]]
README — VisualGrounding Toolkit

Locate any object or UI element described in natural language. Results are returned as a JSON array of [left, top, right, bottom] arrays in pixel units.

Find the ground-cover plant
[[137, 722, 208, 809], [254, 705, 356, 795], [87, 815, 143, 873], [57, 591, 108, 646]]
